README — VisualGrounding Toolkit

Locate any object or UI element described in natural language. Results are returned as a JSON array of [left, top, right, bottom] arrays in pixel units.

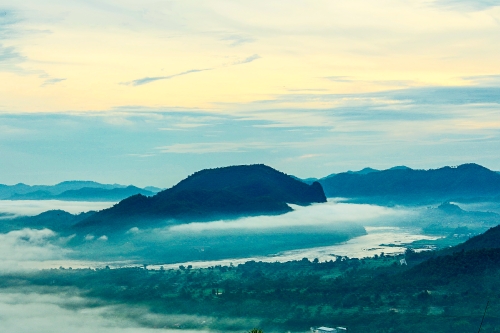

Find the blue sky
[[0, 1, 499, 187]]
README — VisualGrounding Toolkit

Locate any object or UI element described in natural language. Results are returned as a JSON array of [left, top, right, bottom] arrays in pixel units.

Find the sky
[[1, 0, 500, 187]]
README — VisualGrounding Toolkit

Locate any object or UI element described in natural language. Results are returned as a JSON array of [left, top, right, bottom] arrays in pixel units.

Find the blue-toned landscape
[[2, 1, 500, 332]]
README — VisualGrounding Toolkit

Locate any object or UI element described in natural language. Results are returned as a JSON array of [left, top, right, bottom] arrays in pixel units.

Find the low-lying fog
[[0, 290, 218, 333], [0, 200, 469, 332], [0, 201, 433, 271], [0, 200, 115, 217], [168, 201, 408, 232]]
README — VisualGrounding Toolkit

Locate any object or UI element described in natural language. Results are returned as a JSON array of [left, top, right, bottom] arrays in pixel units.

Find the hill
[[0, 210, 95, 233], [444, 223, 500, 253], [319, 163, 500, 204], [74, 164, 327, 232]]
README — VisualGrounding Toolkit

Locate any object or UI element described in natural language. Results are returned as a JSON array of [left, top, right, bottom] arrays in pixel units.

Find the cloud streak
[[233, 54, 261, 65], [124, 68, 213, 86], [433, 0, 500, 11], [156, 141, 277, 154], [124, 54, 260, 87], [221, 34, 256, 47], [41, 77, 66, 86]]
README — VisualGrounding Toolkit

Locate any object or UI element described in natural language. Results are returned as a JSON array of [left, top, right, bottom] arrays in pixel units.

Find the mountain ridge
[[73, 164, 327, 233], [0, 181, 161, 201], [319, 163, 500, 204]]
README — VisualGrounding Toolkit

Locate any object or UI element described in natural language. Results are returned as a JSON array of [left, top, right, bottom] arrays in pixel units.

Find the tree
[[248, 328, 264, 333]]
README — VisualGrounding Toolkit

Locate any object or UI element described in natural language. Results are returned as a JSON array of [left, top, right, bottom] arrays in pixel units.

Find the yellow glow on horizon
[[1, 0, 499, 113]]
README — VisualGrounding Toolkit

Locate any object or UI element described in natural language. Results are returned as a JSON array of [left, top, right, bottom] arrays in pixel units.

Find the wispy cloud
[[433, 0, 500, 11], [124, 54, 260, 87], [156, 141, 274, 154], [123, 68, 213, 86], [462, 74, 500, 86], [233, 54, 261, 65], [0, 11, 25, 72], [221, 34, 256, 47], [325, 76, 352, 83], [41, 77, 66, 87]]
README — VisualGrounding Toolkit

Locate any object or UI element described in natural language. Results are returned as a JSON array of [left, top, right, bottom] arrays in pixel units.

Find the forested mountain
[[319, 163, 500, 204], [73, 164, 327, 232], [0, 210, 95, 233]]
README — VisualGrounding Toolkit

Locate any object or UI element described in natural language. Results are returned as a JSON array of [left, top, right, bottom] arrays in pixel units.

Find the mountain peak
[[75, 164, 327, 232]]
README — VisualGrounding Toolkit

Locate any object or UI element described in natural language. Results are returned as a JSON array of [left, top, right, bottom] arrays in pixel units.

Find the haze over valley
[[2, 0, 500, 332]]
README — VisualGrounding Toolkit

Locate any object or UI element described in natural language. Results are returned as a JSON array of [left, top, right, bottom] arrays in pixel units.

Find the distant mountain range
[[0, 181, 162, 201], [317, 163, 500, 204], [73, 164, 326, 233]]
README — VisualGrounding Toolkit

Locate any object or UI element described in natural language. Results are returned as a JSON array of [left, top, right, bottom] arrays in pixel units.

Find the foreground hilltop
[[74, 164, 326, 232], [319, 163, 500, 204]]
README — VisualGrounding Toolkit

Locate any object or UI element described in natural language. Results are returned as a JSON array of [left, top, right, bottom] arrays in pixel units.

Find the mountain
[[319, 163, 500, 204], [445, 224, 500, 253], [0, 210, 95, 233], [346, 167, 379, 175], [74, 164, 327, 232], [290, 176, 319, 185], [9, 186, 155, 201], [0, 181, 160, 201]]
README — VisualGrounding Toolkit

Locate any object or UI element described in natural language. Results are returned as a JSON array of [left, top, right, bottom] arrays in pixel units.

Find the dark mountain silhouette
[[290, 176, 319, 185], [0, 181, 160, 201], [319, 163, 500, 204], [0, 210, 95, 233], [74, 164, 327, 232]]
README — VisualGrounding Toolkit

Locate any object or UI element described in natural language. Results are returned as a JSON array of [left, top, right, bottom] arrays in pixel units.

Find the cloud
[[123, 69, 212, 86], [325, 76, 352, 83], [0, 200, 114, 217], [233, 54, 261, 65], [221, 34, 256, 47], [0, 228, 69, 271], [461, 74, 500, 86], [156, 141, 276, 154], [433, 0, 500, 11], [41, 77, 66, 86], [168, 201, 408, 233], [124, 55, 260, 87], [0, 12, 25, 71], [0, 291, 215, 333]]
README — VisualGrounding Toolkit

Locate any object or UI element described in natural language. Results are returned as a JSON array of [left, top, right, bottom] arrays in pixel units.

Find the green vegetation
[[2, 248, 500, 333]]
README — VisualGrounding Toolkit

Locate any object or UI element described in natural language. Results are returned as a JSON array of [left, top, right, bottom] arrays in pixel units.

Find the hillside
[[319, 163, 500, 204], [74, 164, 327, 232], [0, 210, 95, 233], [443, 224, 500, 253]]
